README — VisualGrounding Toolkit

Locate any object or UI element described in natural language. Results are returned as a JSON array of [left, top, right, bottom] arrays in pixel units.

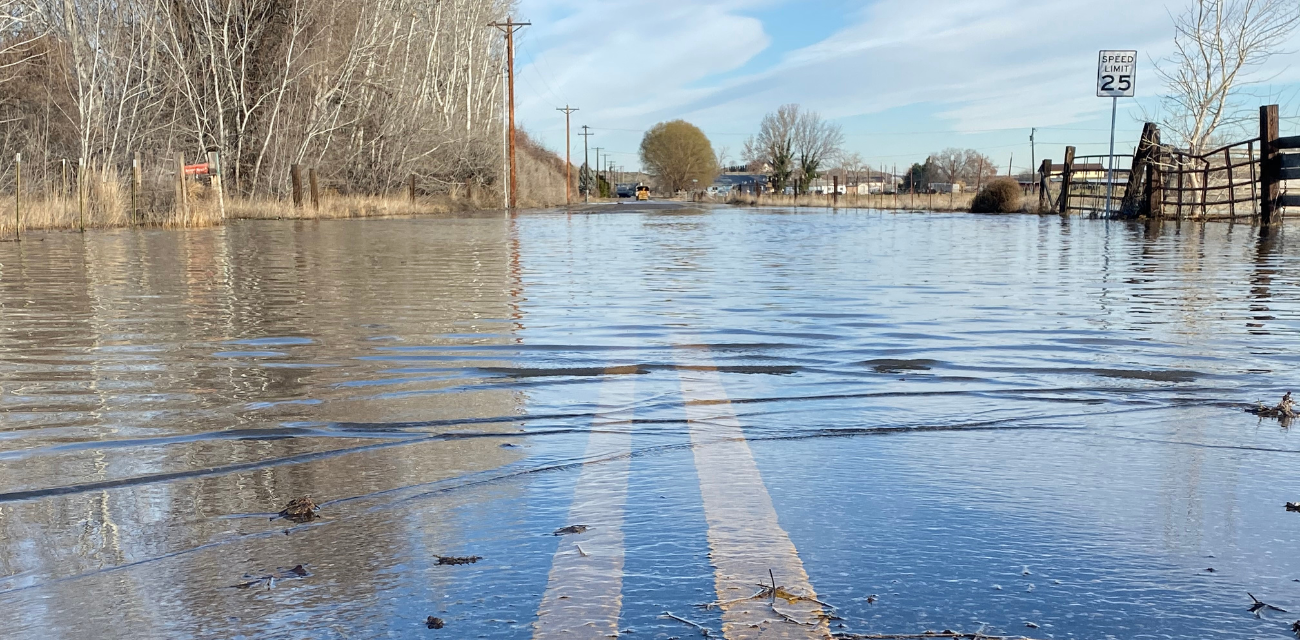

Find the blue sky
[[512, 0, 1300, 175]]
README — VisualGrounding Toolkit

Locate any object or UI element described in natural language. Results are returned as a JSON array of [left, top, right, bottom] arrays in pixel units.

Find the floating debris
[[1287, 503, 1300, 512], [1206, 568, 1216, 573], [274, 496, 319, 523], [1249, 592, 1288, 617], [435, 555, 482, 565], [663, 611, 713, 637], [425, 616, 444, 629], [553, 524, 590, 536], [1292, 620, 1300, 638], [1249, 392, 1296, 421], [230, 564, 310, 589], [1024, 622, 1039, 629]]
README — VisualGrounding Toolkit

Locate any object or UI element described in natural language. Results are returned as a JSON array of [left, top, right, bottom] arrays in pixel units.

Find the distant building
[[929, 182, 963, 194], [710, 173, 769, 195]]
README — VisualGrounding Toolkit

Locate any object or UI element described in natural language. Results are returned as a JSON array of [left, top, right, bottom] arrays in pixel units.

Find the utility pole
[[557, 105, 578, 205], [489, 16, 530, 211], [579, 125, 594, 203], [1029, 128, 1036, 182]]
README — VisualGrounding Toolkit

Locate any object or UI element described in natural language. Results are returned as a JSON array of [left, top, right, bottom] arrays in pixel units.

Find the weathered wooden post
[[132, 153, 142, 224], [1057, 146, 1076, 215], [79, 157, 87, 232], [408, 174, 416, 205], [1120, 123, 1161, 218], [290, 164, 303, 207], [174, 153, 187, 223], [13, 152, 19, 241], [832, 174, 839, 207], [1260, 104, 1281, 230], [1038, 159, 1052, 212], [208, 151, 225, 220], [308, 167, 319, 211]]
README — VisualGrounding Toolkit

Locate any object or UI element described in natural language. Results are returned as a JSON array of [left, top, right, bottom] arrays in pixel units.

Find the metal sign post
[[1097, 50, 1136, 216]]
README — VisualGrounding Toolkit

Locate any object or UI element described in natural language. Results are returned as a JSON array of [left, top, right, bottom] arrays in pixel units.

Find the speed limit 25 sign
[[1097, 50, 1137, 97]]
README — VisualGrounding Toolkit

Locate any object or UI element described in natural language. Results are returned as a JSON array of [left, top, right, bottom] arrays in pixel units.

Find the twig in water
[[575, 544, 588, 557], [663, 611, 713, 637], [771, 604, 817, 626]]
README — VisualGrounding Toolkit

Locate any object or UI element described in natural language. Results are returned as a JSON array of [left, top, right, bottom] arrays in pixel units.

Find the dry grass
[[0, 168, 560, 238], [726, 191, 978, 212]]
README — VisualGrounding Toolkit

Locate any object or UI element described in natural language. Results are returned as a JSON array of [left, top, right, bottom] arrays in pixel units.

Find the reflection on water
[[1, 209, 1299, 639]]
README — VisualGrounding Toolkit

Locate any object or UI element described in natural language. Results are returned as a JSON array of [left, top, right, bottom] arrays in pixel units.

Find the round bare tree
[[639, 120, 719, 194]]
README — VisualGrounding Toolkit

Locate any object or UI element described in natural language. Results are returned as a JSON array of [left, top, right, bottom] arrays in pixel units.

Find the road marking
[[677, 353, 831, 639], [532, 367, 636, 639]]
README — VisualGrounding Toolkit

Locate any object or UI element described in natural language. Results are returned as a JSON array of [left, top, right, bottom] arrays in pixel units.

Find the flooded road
[[3, 204, 1300, 638]]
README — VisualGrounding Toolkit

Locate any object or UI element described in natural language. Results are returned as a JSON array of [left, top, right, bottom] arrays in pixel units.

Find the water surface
[[2, 206, 1300, 638]]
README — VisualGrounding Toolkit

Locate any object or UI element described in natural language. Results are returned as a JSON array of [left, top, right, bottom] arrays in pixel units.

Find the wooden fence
[[1046, 104, 1295, 228]]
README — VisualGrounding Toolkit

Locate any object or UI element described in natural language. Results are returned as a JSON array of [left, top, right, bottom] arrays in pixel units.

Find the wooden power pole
[[557, 105, 578, 205], [489, 16, 530, 211]]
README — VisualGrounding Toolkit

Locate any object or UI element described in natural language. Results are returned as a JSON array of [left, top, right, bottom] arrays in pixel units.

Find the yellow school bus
[[636, 185, 650, 201]]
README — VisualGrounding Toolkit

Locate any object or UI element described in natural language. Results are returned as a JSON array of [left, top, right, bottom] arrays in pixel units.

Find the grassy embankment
[[0, 136, 570, 237], [727, 191, 978, 212]]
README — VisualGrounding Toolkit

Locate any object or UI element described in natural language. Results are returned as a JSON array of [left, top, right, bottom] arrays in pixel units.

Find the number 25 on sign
[[1097, 50, 1136, 97]]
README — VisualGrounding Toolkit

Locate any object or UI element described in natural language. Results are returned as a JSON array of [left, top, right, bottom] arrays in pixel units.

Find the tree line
[[0, 0, 516, 198]]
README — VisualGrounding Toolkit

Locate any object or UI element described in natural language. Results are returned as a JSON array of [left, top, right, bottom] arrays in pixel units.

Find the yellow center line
[[677, 351, 831, 639], [532, 366, 636, 639]]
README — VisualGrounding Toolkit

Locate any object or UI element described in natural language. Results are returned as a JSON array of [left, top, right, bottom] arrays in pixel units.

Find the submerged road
[[2, 204, 1300, 639]]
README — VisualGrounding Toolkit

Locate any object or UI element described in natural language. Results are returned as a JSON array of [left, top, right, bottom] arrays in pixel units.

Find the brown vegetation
[[970, 177, 1024, 213], [0, 0, 569, 232]]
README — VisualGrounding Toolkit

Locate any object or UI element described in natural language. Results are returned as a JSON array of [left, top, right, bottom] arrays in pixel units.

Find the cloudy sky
[[511, 0, 1300, 175]]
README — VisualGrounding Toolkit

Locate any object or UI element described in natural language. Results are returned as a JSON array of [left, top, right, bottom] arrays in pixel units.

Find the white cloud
[[516, 0, 1300, 166]]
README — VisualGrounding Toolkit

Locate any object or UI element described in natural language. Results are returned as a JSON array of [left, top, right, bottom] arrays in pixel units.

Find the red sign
[[184, 163, 209, 176]]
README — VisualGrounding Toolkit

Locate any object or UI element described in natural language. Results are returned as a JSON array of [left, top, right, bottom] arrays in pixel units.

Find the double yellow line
[[531, 349, 830, 639]]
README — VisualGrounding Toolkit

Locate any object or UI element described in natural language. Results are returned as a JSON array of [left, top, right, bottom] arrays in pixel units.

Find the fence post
[[208, 151, 225, 220], [1057, 146, 1076, 215], [832, 174, 839, 207], [1038, 159, 1052, 212], [174, 153, 187, 223], [1120, 123, 1160, 218], [290, 164, 303, 207], [132, 153, 142, 224], [79, 157, 87, 232], [409, 174, 416, 204], [308, 167, 320, 211], [1148, 149, 1164, 220], [13, 153, 19, 241], [1260, 104, 1281, 229]]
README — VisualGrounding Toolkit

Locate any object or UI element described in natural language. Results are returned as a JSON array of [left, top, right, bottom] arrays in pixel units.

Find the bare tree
[[1, 0, 521, 202], [793, 108, 842, 193], [743, 104, 798, 193], [931, 148, 969, 185], [0, 0, 44, 85], [1156, 0, 1300, 152], [839, 151, 864, 188]]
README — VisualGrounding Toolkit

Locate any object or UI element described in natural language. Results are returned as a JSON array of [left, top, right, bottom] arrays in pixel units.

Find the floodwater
[[2, 204, 1300, 639]]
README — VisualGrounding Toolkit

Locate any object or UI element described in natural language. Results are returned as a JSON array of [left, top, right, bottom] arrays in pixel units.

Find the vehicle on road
[[636, 185, 650, 201], [615, 183, 636, 198]]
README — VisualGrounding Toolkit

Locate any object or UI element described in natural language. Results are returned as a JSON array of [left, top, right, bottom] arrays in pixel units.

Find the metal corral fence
[[1040, 105, 1295, 230]]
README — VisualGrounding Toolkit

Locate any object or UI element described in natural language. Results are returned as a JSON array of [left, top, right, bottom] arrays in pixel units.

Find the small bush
[[970, 177, 1024, 213]]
